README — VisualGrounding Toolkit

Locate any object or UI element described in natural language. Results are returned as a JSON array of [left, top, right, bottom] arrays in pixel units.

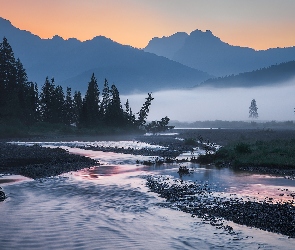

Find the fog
[[122, 80, 295, 122]]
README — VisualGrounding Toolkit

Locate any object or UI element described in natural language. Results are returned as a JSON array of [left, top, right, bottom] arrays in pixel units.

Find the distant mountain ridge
[[144, 30, 295, 77], [0, 17, 210, 94], [200, 61, 295, 88]]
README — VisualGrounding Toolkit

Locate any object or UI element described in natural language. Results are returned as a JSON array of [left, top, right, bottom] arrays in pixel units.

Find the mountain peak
[[190, 29, 212, 35], [52, 35, 64, 40], [189, 29, 221, 43], [144, 32, 188, 58]]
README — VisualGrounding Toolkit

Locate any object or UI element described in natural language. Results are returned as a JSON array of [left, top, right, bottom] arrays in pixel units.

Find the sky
[[1, 0, 295, 50]]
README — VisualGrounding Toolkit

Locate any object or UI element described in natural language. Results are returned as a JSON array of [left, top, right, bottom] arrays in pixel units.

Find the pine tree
[[124, 99, 132, 124], [0, 37, 18, 120], [25, 82, 39, 124], [64, 87, 73, 125], [53, 85, 65, 123], [105, 84, 124, 125], [40, 77, 56, 123], [100, 78, 110, 119], [249, 99, 258, 119], [137, 93, 154, 127], [73, 91, 83, 125], [80, 73, 100, 126], [16, 59, 33, 124], [15, 58, 28, 86]]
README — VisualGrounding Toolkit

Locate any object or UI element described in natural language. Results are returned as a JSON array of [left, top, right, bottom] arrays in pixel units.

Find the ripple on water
[[0, 173, 294, 250], [1, 141, 295, 249]]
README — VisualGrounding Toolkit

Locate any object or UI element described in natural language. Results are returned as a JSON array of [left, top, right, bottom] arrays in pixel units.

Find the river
[[0, 140, 294, 249]]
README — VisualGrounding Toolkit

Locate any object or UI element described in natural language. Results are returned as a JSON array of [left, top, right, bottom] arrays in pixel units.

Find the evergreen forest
[[0, 37, 171, 138]]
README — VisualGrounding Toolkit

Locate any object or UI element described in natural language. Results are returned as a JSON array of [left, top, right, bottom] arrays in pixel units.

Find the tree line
[[0, 37, 171, 133]]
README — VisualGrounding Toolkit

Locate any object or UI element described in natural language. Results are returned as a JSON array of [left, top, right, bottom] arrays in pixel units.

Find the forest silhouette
[[0, 37, 171, 137]]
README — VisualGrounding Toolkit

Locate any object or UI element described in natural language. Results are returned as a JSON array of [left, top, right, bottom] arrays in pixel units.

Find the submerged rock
[[0, 189, 5, 201]]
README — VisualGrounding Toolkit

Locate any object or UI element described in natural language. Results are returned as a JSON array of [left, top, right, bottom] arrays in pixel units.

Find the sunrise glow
[[1, 0, 295, 50]]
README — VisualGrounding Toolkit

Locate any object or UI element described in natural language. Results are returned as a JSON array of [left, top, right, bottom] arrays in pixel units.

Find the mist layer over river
[[1, 142, 295, 249]]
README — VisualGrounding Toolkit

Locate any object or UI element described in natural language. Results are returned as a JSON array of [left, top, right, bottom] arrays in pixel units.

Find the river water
[[0, 140, 295, 249]]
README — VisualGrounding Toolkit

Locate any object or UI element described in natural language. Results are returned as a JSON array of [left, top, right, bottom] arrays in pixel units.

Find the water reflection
[[58, 143, 295, 204], [10, 140, 295, 204], [2, 140, 295, 249], [0, 175, 31, 186]]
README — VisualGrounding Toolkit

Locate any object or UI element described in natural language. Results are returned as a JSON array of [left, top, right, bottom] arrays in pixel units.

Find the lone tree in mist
[[249, 99, 258, 119]]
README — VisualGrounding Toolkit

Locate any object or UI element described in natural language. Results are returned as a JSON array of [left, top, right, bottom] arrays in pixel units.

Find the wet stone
[[146, 175, 295, 238]]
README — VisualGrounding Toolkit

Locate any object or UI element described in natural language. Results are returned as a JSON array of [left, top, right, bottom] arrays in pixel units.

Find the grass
[[199, 139, 295, 168], [0, 122, 142, 140]]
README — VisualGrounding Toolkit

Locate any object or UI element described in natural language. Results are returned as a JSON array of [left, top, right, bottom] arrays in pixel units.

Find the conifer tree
[[0, 37, 18, 120], [137, 93, 154, 127], [124, 99, 135, 126], [105, 84, 124, 125], [16, 59, 33, 123], [53, 85, 65, 123], [249, 99, 258, 119], [100, 78, 110, 119], [80, 73, 100, 126], [73, 91, 83, 125], [25, 82, 39, 124], [40, 77, 56, 123], [64, 87, 73, 125]]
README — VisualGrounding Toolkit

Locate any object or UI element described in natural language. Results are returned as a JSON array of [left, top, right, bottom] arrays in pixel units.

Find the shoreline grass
[[199, 139, 295, 169]]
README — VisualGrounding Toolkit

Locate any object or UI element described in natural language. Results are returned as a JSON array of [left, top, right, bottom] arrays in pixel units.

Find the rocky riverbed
[[1, 128, 295, 240], [0, 142, 98, 179], [146, 175, 295, 238], [2, 128, 295, 179]]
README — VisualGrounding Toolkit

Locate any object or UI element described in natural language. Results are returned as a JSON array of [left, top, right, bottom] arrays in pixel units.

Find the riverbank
[[1, 129, 295, 239], [0, 143, 98, 179], [2, 128, 295, 179], [146, 175, 295, 238], [180, 129, 295, 178]]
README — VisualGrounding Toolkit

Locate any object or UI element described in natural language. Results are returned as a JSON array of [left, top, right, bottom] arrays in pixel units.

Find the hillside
[[0, 17, 210, 94], [145, 29, 295, 77], [200, 61, 295, 87]]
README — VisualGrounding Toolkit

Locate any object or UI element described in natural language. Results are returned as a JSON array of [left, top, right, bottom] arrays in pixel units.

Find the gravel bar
[[0, 142, 98, 179]]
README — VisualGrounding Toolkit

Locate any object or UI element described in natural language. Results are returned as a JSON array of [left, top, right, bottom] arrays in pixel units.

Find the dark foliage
[[0, 37, 171, 136], [249, 99, 258, 119], [202, 61, 295, 88]]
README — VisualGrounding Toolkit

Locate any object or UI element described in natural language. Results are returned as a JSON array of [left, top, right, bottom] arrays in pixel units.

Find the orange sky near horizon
[[1, 0, 295, 50]]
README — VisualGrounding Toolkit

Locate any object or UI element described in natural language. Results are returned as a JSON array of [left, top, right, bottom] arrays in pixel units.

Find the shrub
[[234, 142, 252, 154]]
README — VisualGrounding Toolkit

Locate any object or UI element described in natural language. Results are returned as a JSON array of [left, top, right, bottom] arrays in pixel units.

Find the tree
[[18, 81, 39, 125], [73, 91, 83, 125], [64, 87, 73, 125], [80, 73, 100, 127], [249, 99, 258, 119], [124, 99, 135, 126], [99, 78, 110, 119], [53, 85, 65, 123], [0, 37, 39, 124], [137, 93, 154, 127], [0, 37, 18, 120], [39, 77, 56, 123], [104, 84, 124, 125], [145, 116, 174, 133]]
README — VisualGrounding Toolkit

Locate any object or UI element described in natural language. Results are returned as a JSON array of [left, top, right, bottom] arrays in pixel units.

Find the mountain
[[0, 17, 210, 94], [200, 61, 295, 88], [144, 29, 295, 77], [144, 32, 188, 59]]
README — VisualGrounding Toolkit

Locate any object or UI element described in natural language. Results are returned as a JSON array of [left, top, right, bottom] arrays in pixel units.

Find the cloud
[[122, 80, 295, 122]]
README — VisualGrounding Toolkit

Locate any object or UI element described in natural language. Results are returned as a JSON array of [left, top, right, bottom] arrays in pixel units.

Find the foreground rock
[[146, 175, 295, 238], [0, 188, 5, 201], [0, 143, 98, 179]]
